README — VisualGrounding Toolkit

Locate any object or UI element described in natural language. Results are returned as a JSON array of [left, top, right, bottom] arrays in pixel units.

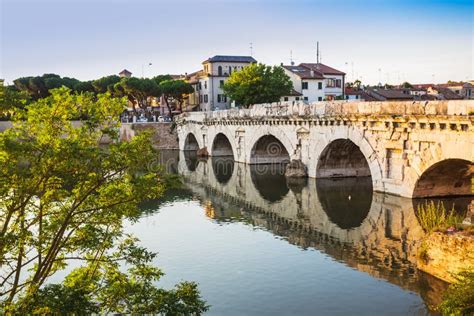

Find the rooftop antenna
[[316, 41, 320, 63], [290, 50, 294, 65], [250, 42, 253, 57]]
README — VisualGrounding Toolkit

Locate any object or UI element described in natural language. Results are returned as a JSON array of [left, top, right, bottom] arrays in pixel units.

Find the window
[[204, 94, 208, 103], [284, 97, 289, 101], [302, 82, 309, 90], [218, 66, 223, 76], [295, 97, 300, 101], [199, 95, 203, 103], [336, 79, 341, 88], [198, 82, 202, 90], [229, 67, 232, 75], [218, 94, 227, 103], [204, 81, 207, 89], [220, 80, 224, 88], [318, 97, 323, 101], [304, 97, 308, 101], [318, 82, 323, 90], [326, 79, 336, 88]]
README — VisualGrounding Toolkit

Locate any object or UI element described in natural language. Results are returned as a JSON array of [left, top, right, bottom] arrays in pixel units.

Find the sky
[[1, 0, 473, 85]]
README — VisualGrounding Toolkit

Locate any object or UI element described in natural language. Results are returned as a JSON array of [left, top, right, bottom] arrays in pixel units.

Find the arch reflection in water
[[211, 156, 234, 185], [250, 164, 289, 203], [184, 133, 199, 151], [316, 177, 373, 229], [175, 152, 450, 310], [183, 150, 199, 172]]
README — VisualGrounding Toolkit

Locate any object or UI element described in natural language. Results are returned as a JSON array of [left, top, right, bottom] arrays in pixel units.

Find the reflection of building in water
[[203, 200, 216, 219], [178, 152, 456, 308]]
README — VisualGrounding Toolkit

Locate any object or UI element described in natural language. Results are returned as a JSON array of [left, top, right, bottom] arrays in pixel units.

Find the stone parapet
[[178, 100, 474, 122]]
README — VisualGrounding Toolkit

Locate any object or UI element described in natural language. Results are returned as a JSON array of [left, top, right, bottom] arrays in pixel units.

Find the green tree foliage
[[13, 74, 81, 99], [0, 88, 208, 314], [91, 75, 121, 94], [354, 79, 362, 90], [438, 270, 474, 315], [114, 77, 162, 112], [223, 63, 292, 108], [401, 81, 413, 89], [0, 83, 29, 118], [159, 79, 194, 115], [73, 80, 95, 93]]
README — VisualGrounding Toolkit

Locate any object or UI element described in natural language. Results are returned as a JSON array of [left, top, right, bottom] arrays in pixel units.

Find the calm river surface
[[125, 151, 472, 316]]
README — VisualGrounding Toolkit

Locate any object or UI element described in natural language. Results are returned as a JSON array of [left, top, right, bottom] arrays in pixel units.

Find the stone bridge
[[176, 100, 474, 198]]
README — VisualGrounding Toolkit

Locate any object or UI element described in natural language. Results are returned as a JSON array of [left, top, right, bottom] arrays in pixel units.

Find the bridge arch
[[183, 133, 200, 151], [413, 159, 473, 198], [211, 133, 235, 158], [316, 138, 372, 178], [250, 134, 291, 164]]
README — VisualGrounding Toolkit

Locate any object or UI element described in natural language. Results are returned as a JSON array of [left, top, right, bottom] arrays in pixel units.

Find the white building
[[282, 63, 345, 102], [188, 55, 257, 111]]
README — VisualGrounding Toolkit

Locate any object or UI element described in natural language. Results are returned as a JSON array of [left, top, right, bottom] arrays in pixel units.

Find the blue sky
[[1, 0, 473, 84]]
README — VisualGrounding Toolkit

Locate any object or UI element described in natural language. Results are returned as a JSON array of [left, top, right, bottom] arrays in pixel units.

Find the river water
[[126, 151, 472, 315]]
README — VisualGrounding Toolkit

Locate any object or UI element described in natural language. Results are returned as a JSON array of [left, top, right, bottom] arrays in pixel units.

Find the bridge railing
[[180, 100, 474, 121]]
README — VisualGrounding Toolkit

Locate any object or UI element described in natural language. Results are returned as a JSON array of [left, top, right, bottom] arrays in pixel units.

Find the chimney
[[310, 70, 314, 77], [280, 62, 283, 66]]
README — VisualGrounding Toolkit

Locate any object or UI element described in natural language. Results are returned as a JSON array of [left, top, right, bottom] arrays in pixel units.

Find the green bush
[[438, 270, 474, 315], [417, 200, 464, 233], [417, 241, 430, 264]]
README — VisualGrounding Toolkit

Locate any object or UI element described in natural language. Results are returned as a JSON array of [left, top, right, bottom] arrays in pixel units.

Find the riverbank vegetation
[[438, 270, 474, 315], [416, 200, 465, 233], [0, 88, 208, 314]]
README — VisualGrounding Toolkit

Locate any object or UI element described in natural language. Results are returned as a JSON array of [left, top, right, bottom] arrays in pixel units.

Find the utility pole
[[250, 42, 253, 57]]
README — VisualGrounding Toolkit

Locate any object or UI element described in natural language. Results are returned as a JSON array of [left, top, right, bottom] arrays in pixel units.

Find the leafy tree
[[401, 81, 413, 89], [354, 79, 362, 90], [113, 77, 163, 113], [13, 74, 81, 99], [159, 80, 194, 115], [0, 88, 208, 314], [92, 75, 121, 94], [0, 83, 29, 118], [72, 80, 95, 93], [223, 63, 292, 108]]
